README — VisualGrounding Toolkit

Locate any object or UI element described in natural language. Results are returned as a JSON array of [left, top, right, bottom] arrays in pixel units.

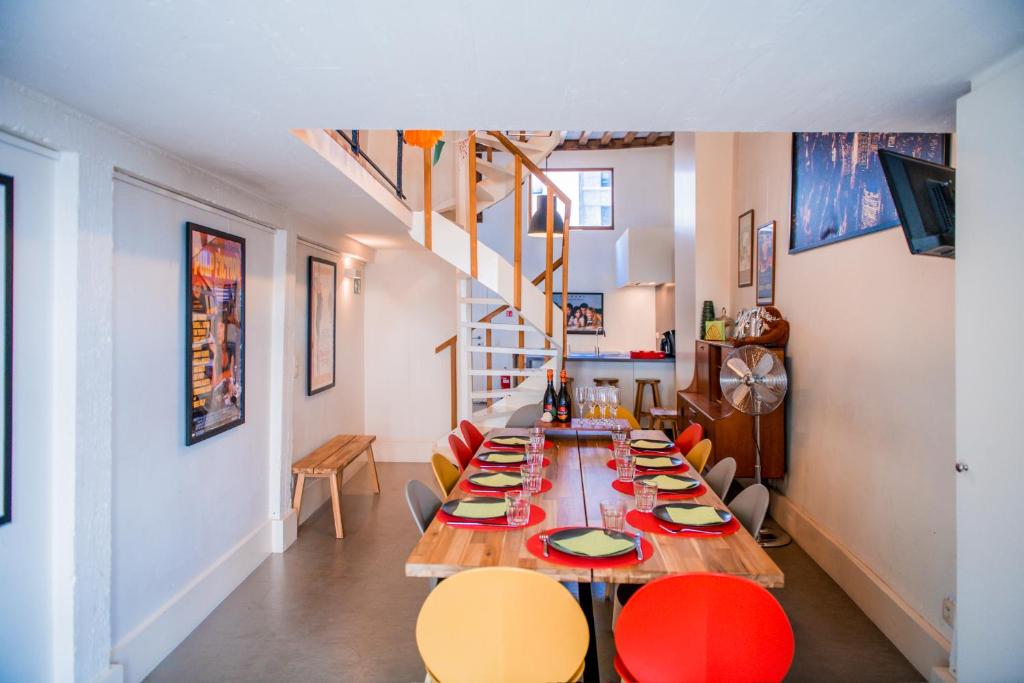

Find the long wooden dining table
[[405, 425, 783, 681]]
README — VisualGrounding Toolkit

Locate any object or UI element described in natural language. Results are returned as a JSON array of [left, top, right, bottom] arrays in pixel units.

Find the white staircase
[[294, 128, 566, 429]]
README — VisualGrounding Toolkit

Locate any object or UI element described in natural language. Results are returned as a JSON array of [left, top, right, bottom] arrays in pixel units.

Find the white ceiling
[[1, 0, 1021, 246]]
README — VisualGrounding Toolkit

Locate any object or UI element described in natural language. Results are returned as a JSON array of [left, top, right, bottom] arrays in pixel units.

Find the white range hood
[[615, 227, 674, 287]]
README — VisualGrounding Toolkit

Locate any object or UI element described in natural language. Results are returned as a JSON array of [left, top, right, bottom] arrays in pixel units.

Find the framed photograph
[[738, 209, 754, 287], [186, 222, 245, 445], [553, 292, 604, 334], [307, 256, 336, 395], [0, 174, 12, 526], [790, 132, 950, 253], [756, 220, 776, 306]]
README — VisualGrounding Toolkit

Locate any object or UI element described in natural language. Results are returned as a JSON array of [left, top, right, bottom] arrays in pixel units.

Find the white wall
[[291, 242, 366, 523], [0, 133, 57, 683], [673, 134, 698, 390], [954, 51, 1024, 682], [363, 248, 456, 462]]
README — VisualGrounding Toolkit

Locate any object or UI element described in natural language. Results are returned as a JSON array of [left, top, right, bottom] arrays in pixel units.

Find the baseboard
[[271, 509, 297, 552], [771, 493, 950, 679], [111, 520, 272, 683]]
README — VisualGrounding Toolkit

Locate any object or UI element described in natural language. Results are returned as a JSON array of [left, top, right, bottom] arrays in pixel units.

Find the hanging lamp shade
[[528, 195, 564, 237], [404, 130, 444, 149]]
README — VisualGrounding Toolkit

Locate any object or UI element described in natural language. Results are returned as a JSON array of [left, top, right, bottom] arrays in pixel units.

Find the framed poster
[[553, 292, 604, 334], [738, 209, 754, 287], [307, 256, 336, 395], [756, 220, 776, 306], [0, 174, 12, 526], [790, 132, 949, 253], [186, 222, 245, 445]]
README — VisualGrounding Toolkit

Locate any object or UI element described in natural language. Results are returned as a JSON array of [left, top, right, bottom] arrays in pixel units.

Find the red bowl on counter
[[630, 350, 666, 359]]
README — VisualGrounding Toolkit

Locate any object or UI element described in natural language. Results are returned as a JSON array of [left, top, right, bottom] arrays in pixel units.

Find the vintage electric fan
[[719, 344, 791, 547]]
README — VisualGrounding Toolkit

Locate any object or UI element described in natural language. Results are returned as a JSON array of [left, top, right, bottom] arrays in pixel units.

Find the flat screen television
[[877, 149, 955, 258]]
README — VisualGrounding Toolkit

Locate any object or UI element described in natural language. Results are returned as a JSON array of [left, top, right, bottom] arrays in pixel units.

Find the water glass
[[525, 444, 545, 467], [600, 500, 626, 531], [504, 490, 531, 526], [611, 424, 629, 447], [614, 446, 636, 482], [529, 427, 545, 450], [520, 463, 543, 494], [574, 385, 587, 417], [634, 479, 658, 513]]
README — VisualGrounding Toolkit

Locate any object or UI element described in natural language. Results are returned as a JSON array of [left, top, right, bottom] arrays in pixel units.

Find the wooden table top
[[405, 428, 783, 588]]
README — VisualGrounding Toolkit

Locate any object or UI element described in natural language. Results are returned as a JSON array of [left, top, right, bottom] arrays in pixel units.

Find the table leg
[[577, 582, 600, 682]]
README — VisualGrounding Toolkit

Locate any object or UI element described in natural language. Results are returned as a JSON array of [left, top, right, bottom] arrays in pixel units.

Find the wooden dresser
[[677, 340, 786, 479]]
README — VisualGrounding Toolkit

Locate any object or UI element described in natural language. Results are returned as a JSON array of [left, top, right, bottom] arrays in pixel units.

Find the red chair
[[459, 419, 485, 454], [615, 573, 794, 683], [448, 434, 474, 472], [675, 422, 704, 455]]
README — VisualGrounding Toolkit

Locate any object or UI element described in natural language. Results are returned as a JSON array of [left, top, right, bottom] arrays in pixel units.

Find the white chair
[[729, 483, 770, 538], [704, 457, 737, 501], [505, 403, 542, 428]]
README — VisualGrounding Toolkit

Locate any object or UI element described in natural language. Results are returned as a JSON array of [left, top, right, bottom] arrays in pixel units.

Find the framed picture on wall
[[553, 292, 604, 334], [756, 220, 776, 306], [738, 209, 754, 287], [789, 132, 950, 253], [0, 174, 12, 526], [307, 256, 336, 395], [185, 222, 245, 445]]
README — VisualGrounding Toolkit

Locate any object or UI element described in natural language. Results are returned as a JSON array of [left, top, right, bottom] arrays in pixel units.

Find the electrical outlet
[[942, 595, 956, 627]]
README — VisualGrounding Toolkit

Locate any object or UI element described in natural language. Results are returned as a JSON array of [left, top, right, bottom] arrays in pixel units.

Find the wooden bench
[[291, 434, 381, 539]]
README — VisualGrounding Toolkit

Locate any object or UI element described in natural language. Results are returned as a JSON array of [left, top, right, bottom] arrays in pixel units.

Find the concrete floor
[[147, 463, 923, 682]]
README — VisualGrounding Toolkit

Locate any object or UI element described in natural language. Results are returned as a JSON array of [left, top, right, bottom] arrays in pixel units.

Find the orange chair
[[448, 434, 474, 472], [459, 419, 485, 454], [615, 574, 794, 683], [675, 422, 704, 454]]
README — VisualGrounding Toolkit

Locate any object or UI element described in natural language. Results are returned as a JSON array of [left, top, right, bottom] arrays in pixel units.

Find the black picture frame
[[789, 132, 951, 254], [553, 292, 605, 334], [0, 174, 13, 526], [307, 255, 337, 396], [185, 222, 246, 446]]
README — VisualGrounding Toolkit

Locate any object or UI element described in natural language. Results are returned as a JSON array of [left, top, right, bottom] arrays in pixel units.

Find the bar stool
[[594, 377, 619, 387], [649, 406, 679, 439], [633, 379, 662, 428]]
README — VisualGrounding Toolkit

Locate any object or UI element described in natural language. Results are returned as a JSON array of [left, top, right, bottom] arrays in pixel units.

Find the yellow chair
[[615, 406, 641, 429], [431, 453, 460, 497], [416, 567, 589, 683], [685, 438, 712, 473]]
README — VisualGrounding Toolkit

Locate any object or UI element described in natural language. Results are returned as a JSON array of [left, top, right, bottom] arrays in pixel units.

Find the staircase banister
[[485, 131, 572, 207]]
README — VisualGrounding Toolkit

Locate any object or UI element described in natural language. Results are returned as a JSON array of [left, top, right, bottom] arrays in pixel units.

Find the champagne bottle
[[556, 369, 571, 423], [542, 369, 556, 417]]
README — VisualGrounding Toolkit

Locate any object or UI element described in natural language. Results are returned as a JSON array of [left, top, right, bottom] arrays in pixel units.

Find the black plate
[[634, 473, 699, 491], [634, 454, 684, 469], [652, 502, 732, 527], [467, 471, 523, 489], [475, 451, 526, 464], [548, 527, 638, 558], [441, 497, 509, 520]]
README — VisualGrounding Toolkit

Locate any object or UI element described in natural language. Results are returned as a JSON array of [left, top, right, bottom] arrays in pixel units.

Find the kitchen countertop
[[566, 353, 675, 363]]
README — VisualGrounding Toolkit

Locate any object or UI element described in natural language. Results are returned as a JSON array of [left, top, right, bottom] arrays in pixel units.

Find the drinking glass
[[614, 445, 636, 482], [575, 385, 587, 418], [584, 386, 596, 420], [634, 479, 658, 513], [529, 427, 545, 450], [520, 463, 543, 494], [600, 500, 626, 531], [608, 387, 620, 422], [611, 424, 629, 447], [525, 444, 545, 468], [504, 490, 531, 526], [596, 388, 610, 426]]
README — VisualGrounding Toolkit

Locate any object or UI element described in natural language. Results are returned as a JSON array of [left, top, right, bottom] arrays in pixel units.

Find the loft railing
[[334, 129, 406, 200]]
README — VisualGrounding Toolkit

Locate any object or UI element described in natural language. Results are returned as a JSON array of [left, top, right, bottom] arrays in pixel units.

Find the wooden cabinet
[[677, 341, 786, 479]]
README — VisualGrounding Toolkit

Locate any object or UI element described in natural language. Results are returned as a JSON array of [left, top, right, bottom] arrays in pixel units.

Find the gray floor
[[147, 463, 922, 683]]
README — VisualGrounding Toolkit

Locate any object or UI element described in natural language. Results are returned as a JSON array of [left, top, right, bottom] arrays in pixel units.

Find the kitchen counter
[[566, 353, 675, 363], [563, 353, 676, 415]]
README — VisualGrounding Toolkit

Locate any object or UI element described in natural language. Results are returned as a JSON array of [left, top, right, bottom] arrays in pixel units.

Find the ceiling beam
[[577, 130, 591, 145], [645, 131, 659, 145], [599, 131, 613, 146], [622, 131, 637, 145], [555, 132, 673, 151]]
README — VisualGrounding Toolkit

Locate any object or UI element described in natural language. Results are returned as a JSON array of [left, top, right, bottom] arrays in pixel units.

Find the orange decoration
[[405, 130, 444, 149]]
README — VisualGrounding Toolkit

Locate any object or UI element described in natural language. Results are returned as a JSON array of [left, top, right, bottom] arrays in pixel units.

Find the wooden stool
[[594, 377, 620, 386], [649, 406, 680, 439], [292, 434, 380, 539], [633, 379, 662, 428]]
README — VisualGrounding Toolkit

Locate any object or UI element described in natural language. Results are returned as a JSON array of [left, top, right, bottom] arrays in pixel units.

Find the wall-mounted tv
[[877, 149, 955, 258]]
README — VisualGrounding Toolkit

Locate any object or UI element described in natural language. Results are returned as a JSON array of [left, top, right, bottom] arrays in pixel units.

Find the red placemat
[[611, 478, 706, 500], [459, 478, 553, 497], [474, 456, 551, 470], [525, 527, 654, 568], [437, 504, 546, 531], [483, 439, 553, 452], [605, 459, 689, 475], [626, 509, 741, 537], [603, 444, 682, 456]]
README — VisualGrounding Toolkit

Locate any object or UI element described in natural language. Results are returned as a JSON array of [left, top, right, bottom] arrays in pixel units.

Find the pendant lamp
[[528, 195, 564, 237]]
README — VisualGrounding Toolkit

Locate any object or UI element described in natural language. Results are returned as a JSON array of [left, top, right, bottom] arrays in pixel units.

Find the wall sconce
[[344, 266, 362, 294]]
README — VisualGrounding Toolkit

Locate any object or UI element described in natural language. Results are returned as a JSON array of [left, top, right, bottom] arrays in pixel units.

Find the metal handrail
[[334, 129, 406, 199]]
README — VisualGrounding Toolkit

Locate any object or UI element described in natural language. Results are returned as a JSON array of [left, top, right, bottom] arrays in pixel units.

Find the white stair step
[[475, 157, 516, 181], [468, 345, 558, 356], [460, 297, 505, 305], [463, 322, 531, 331], [468, 368, 545, 377], [470, 389, 521, 399]]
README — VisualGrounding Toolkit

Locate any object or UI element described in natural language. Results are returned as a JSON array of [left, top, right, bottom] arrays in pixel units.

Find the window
[[529, 168, 614, 230]]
